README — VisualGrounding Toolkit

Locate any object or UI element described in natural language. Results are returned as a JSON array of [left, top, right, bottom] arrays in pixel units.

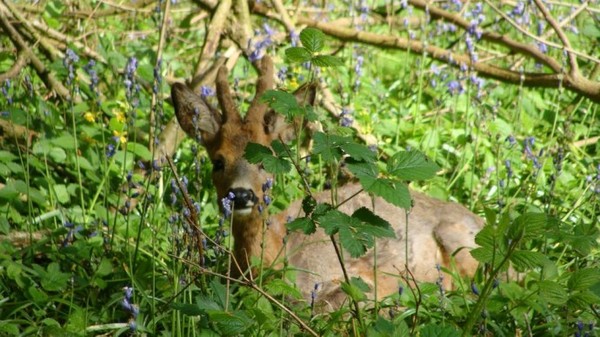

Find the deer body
[[171, 56, 483, 309]]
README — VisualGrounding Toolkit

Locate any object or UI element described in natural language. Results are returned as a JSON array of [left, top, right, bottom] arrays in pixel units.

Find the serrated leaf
[[508, 212, 547, 242], [568, 290, 600, 309], [420, 324, 461, 337], [567, 268, 600, 291], [352, 207, 395, 239], [173, 302, 204, 316], [341, 279, 367, 301], [264, 279, 303, 299], [470, 247, 493, 264], [313, 132, 343, 162], [287, 217, 316, 234], [339, 141, 376, 162], [244, 142, 272, 163], [537, 280, 568, 305], [339, 226, 366, 258], [346, 158, 378, 182], [209, 310, 254, 336], [317, 209, 354, 235], [312, 55, 344, 67], [260, 90, 298, 118], [285, 47, 312, 63], [300, 27, 325, 53], [363, 178, 411, 209], [244, 142, 291, 174], [388, 151, 440, 181], [510, 250, 548, 270], [262, 155, 292, 174], [126, 142, 152, 160]]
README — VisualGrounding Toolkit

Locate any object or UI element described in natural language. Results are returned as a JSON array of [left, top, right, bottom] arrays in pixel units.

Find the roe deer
[[171, 56, 483, 310]]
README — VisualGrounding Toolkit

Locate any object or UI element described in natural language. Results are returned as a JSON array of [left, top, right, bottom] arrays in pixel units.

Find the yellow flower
[[113, 130, 128, 144], [114, 111, 126, 123], [84, 112, 95, 122], [288, 77, 299, 90]]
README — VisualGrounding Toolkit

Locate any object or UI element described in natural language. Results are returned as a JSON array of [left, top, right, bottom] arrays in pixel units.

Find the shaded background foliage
[[0, 0, 599, 336]]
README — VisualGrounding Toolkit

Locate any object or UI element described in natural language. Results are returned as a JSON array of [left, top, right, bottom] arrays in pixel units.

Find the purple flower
[[201, 85, 215, 98], [340, 107, 353, 127], [447, 80, 463, 95]]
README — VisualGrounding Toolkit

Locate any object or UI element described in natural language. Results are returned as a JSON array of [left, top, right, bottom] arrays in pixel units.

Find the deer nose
[[228, 188, 257, 208]]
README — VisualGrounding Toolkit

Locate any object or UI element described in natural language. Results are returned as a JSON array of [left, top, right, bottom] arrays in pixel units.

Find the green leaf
[[41, 263, 70, 292], [285, 47, 312, 63], [52, 184, 70, 204], [317, 209, 353, 235], [567, 268, 600, 291], [313, 132, 343, 162], [387, 151, 440, 181], [363, 178, 411, 209], [568, 290, 600, 309], [339, 226, 366, 258], [173, 302, 204, 316], [262, 155, 292, 174], [352, 207, 396, 239], [126, 142, 152, 160], [346, 158, 378, 182], [420, 324, 461, 337], [287, 217, 316, 234], [509, 250, 548, 270], [244, 142, 272, 163], [312, 55, 344, 67], [509, 212, 547, 241], [209, 310, 254, 336], [264, 279, 303, 299], [536, 280, 568, 305], [341, 279, 368, 301], [300, 27, 325, 53], [244, 143, 291, 174], [260, 90, 299, 118]]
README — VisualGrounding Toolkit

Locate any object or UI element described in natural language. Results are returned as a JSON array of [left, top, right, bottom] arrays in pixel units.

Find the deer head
[[171, 56, 315, 274]]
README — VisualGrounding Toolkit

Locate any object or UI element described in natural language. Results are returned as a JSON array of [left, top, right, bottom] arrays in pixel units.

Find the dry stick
[[192, 0, 232, 80], [533, 0, 580, 76], [174, 255, 320, 337], [149, 0, 171, 155], [510, 2, 588, 71], [270, 0, 296, 33], [28, 20, 106, 63], [63, 0, 156, 17], [406, 0, 564, 72], [249, 2, 600, 102], [165, 156, 204, 258], [2, 0, 61, 62], [0, 52, 27, 82], [0, 6, 75, 102], [481, 0, 599, 65], [286, 15, 600, 103]]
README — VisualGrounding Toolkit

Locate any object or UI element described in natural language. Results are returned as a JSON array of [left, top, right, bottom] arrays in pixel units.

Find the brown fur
[[171, 56, 483, 310]]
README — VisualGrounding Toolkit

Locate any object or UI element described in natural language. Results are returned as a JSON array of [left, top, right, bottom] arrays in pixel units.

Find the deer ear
[[264, 82, 318, 144], [171, 83, 222, 143], [294, 82, 317, 107]]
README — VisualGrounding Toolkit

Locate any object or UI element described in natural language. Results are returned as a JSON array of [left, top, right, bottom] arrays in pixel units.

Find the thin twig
[[532, 0, 579, 76], [0, 4, 75, 101], [0, 52, 27, 82]]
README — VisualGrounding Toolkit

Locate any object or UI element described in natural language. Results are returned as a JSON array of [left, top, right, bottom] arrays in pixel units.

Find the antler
[[246, 56, 274, 124], [216, 65, 241, 124]]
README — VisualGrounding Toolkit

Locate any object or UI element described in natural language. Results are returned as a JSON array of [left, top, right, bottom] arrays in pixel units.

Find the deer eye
[[213, 159, 225, 172]]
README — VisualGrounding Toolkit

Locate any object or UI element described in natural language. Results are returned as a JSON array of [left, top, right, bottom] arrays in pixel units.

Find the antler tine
[[216, 65, 241, 124], [246, 56, 274, 124]]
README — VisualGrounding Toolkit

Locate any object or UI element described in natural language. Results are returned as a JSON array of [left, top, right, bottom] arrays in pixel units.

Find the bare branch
[[192, 0, 232, 79], [0, 4, 76, 102], [532, 0, 579, 76], [0, 52, 27, 82]]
